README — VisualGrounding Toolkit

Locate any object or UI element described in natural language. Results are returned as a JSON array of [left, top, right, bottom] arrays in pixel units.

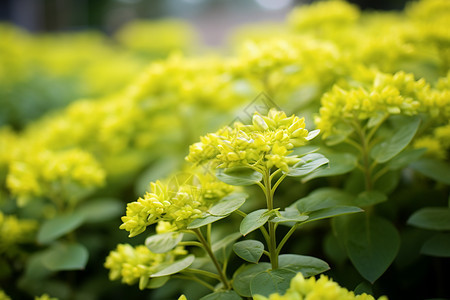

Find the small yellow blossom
[[0, 212, 37, 254], [6, 148, 105, 206], [186, 109, 311, 173], [104, 244, 186, 286], [35, 294, 59, 300], [254, 273, 388, 300], [120, 173, 233, 237]]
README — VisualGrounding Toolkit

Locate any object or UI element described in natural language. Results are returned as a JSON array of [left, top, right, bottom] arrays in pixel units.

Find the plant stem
[[353, 119, 373, 190], [264, 168, 278, 269], [181, 268, 221, 280], [173, 275, 215, 291], [178, 241, 204, 248], [192, 228, 231, 290], [276, 224, 298, 255]]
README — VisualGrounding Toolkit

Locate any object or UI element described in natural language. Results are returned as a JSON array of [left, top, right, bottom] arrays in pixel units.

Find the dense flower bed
[[0, 0, 449, 299]]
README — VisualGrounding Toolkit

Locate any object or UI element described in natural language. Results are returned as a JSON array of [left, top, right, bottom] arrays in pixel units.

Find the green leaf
[[286, 153, 329, 177], [233, 240, 264, 263], [212, 232, 242, 263], [145, 232, 183, 253], [271, 208, 309, 224], [354, 190, 387, 207], [302, 152, 358, 182], [407, 207, 450, 231], [41, 243, 89, 271], [367, 111, 387, 128], [250, 268, 296, 297], [295, 188, 355, 213], [140, 276, 169, 290], [216, 167, 263, 186], [354, 281, 373, 295], [291, 146, 320, 157], [337, 214, 400, 283], [38, 213, 84, 244], [278, 254, 330, 276], [373, 170, 400, 194], [421, 233, 450, 257], [324, 122, 354, 146], [24, 252, 54, 279], [208, 193, 247, 216], [151, 255, 195, 277], [147, 276, 170, 289], [75, 198, 123, 223], [187, 215, 227, 229], [240, 209, 272, 236], [200, 290, 242, 300], [388, 148, 426, 170], [410, 158, 450, 185], [232, 263, 271, 297], [306, 129, 320, 141], [370, 116, 420, 163]]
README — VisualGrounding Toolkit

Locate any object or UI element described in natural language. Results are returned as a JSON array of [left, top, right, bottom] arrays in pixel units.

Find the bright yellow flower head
[[6, 148, 105, 206], [120, 173, 233, 237], [0, 212, 37, 254], [288, 0, 360, 31], [254, 273, 388, 300], [315, 71, 429, 140], [186, 109, 311, 173], [104, 244, 187, 286]]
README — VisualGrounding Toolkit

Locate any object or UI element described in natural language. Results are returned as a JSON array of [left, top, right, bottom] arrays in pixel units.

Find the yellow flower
[[254, 273, 388, 300], [186, 109, 311, 173], [6, 148, 105, 206], [315, 71, 428, 140], [104, 244, 186, 287], [120, 173, 233, 237], [35, 294, 59, 300], [0, 212, 37, 254], [288, 0, 360, 31]]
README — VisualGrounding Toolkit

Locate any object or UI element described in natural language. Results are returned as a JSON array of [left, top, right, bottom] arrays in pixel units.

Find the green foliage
[[250, 268, 297, 297], [41, 243, 89, 271], [286, 153, 329, 177], [240, 209, 274, 236], [145, 232, 184, 253], [233, 240, 265, 263], [1, 0, 449, 298], [334, 215, 400, 283], [216, 168, 263, 186], [370, 117, 421, 163], [37, 214, 84, 244], [151, 255, 195, 277], [407, 207, 450, 230]]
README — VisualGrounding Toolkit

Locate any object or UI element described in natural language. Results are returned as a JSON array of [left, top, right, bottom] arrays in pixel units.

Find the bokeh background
[[1, 0, 409, 46]]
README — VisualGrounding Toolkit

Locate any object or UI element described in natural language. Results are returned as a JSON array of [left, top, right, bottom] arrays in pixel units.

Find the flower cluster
[[187, 109, 311, 172], [104, 243, 187, 286], [6, 148, 105, 206], [254, 273, 387, 300], [288, 0, 360, 31], [315, 71, 428, 139], [120, 173, 233, 237], [232, 39, 299, 78], [0, 212, 37, 255], [414, 122, 450, 160]]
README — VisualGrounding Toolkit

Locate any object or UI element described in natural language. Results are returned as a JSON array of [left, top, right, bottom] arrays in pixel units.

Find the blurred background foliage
[[0, 0, 449, 299]]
